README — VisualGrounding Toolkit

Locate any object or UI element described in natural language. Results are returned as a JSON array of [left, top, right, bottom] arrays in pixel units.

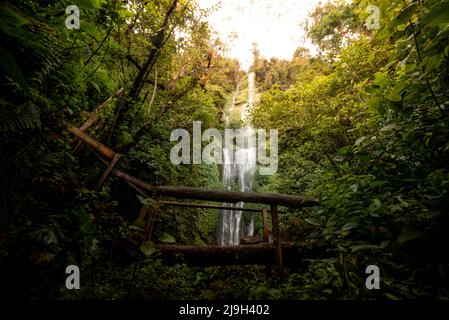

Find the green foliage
[[250, 0, 449, 299], [140, 241, 156, 257], [2, 0, 449, 301], [0, 0, 229, 299]]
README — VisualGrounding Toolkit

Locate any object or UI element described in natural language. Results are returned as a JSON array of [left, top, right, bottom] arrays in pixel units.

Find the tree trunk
[[109, 0, 179, 143]]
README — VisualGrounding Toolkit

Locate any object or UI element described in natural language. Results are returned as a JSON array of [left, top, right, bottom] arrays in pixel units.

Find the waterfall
[[218, 72, 257, 246]]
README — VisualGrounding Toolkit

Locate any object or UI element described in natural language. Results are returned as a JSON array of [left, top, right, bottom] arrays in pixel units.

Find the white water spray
[[218, 73, 257, 246]]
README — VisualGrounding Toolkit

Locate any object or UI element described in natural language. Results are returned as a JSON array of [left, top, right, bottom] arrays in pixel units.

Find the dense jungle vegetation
[[1, 0, 449, 300]]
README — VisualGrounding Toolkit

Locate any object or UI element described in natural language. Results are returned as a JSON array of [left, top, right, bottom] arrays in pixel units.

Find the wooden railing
[[68, 126, 319, 278]]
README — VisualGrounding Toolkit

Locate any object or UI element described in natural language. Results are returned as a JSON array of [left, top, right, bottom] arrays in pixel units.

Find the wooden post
[[143, 208, 156, 242], [271, 205, 284, 279], [262, 208, 270, 242], [262, 207, 271, 276], [137, 205, 148, 222], [108, 168, 319, 207], [68, 126, 116, 159], [94, 153, 122, 191]]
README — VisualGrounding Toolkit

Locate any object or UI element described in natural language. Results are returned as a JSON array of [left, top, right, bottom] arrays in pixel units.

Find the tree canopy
[[1, 0, 449, 301]]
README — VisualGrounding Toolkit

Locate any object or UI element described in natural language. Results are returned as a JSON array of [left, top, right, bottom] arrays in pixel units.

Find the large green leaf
[[354, 136, 367, 146], [398, 228, 423, 244], [373, 72, 389, 88], [351, 244, 382, 252], [0, 4, 30, 29], [136, 195, 157, 208], [369, 180, 389, 188], [423, 0, 449, 26], [386, 82, 408, 102], [392, 3, 418, 27], [385, 293, 400, 300], [380, 124, 399, 132], [341, 222, 358, 231], [140, 241, 156, 257], [425, 56, 444, 72], [337, 145, 351, 156], [0, 44, 30, 96], [304, 218, 322, 226], [158, 232, 176, 244]]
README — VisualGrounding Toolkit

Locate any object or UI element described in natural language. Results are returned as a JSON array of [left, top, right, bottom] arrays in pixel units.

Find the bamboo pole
[[262, 208, 270, 242], [271, 205, 284, 279], [153, 243, 315, 267], [94, 153, 122, 191], [80, 88, 124, 132], [143, 208, 157, 242], [68, 127, 319, 208], [111, 169, 318, 207], [160, 201, 285, 213], [68, 126, 116, 159], [137, 205, 148, 222]]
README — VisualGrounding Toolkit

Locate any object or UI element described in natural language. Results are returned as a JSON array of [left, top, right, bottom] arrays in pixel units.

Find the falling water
[[218, 73, 257, 246]]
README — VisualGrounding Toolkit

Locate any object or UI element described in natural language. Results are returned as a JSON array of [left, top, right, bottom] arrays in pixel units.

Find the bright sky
[[198, 0, 327, 70]]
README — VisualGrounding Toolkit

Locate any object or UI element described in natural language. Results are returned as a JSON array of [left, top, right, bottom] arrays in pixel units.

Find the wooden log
[[80, 88, 124, 132], [79, 114, 99, 132], [261, 207, 272, 275], [68, 126, 116, 159], [111, 169, 318, 208], [160, 201, 285, 213], [154, 243, 307, 267], [155, 244, 275, 265], [72, 89, 123, 152], [262, 208, 270, 242], [95, 153, 122, 191], [68, 128, 319, 208], [271, 205, 284, 279]]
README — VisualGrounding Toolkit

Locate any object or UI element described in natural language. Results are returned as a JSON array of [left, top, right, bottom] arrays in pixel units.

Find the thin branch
[[324, 152, 342, 177], [137, 1, 190, 94], [126, 55, 142, 71], [147, 66, 158, 115], [84, 37, 111, 80], [410, 23, 445, 116], [160, 1, 190, 49], [84, 0, 117, 67]]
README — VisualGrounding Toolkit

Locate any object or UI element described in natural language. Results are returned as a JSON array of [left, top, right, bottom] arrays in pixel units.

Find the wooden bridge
[[68, 116, 319, 278]]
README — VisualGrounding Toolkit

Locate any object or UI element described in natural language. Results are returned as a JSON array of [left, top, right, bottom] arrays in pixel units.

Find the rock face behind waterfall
[[217, 73, 257, 246]]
